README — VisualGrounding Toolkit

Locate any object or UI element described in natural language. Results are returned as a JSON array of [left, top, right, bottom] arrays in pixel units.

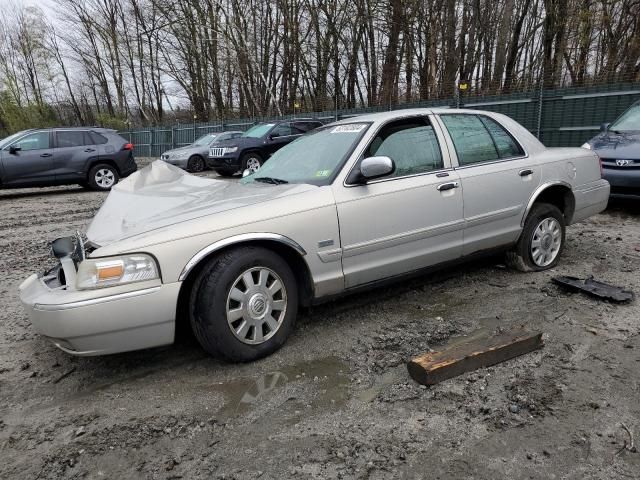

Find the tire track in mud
[[0, 207, 100, 231]]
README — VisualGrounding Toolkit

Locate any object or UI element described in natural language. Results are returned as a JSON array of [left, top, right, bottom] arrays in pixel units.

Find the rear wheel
[[241, 153, 263, 174], [88, 164, 119, 191], [506, 203, 565, 272], [189, 246, 298, 362], [187, 155, 206, 173]]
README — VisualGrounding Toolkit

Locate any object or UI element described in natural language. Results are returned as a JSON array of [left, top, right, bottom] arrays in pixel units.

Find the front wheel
[[187, 155, 206, 173], [506, 203, 566, 272], [189, 246, 298, 362], [88, 164, 119, 191], [241, 153, 263, 174]]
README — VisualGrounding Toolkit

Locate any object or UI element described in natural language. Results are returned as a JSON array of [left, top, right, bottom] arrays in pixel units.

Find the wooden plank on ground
[[407, 328, 544, 386]]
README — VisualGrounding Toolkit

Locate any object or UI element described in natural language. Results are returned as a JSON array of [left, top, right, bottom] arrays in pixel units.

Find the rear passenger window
[[295, 122, 321, 133], [57, 131, 92, 148], [479, 116, 524, 158], [440, 115, 498, 165], [271, 123, 293, 137], [90, 132, 109, 144], [366, 118, 443, 177]]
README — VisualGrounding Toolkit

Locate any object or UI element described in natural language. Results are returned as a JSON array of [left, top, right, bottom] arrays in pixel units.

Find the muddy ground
[[1, 159, 639, 479]]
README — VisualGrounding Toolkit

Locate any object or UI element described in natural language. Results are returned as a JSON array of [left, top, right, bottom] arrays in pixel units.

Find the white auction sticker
[[330, 124, 367, 133]]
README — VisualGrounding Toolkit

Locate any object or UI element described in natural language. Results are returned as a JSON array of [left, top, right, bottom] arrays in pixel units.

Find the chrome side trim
[[34, 286, 161, 311], [179, 233, 307, 281], [465, 205, 523, 227], [521, 181, 573, 227], [342, 219, 465, 258]]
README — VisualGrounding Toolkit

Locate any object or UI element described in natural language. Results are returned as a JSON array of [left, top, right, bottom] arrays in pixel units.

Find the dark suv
[[207, 119, 323, 176], [0, 127, 136, 191]]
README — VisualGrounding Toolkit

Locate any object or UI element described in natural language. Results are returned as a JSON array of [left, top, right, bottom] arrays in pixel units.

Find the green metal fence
[[120, 82, 640, 158]]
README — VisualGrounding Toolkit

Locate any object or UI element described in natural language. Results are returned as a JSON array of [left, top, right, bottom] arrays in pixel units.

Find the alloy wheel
[[530, 217, 562, 267], [246, 157, 261, 173], [95, 168, 115, 188], [226, 267, 287, 345]]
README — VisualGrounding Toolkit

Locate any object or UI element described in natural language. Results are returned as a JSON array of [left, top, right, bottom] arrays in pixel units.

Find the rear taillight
[[123, 143, 134, 151]]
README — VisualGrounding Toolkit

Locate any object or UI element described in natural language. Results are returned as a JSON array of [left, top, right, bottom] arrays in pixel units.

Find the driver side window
[[11, 132, 50, 152], [366, 118, 443, 178]]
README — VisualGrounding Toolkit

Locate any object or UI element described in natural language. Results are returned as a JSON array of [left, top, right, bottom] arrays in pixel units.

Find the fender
[[520, 181, 573, 227], [178, 232, 307, 281]]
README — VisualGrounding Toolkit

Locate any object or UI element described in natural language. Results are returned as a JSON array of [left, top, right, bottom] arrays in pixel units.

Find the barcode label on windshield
[[331, 124, 367, 133]]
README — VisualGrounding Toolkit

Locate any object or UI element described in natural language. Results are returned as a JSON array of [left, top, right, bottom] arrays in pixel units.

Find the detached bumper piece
[[552, 276, 635, 303]]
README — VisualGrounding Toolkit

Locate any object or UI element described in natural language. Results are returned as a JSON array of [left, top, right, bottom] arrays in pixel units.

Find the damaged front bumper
[[18, 235, 180, 356]]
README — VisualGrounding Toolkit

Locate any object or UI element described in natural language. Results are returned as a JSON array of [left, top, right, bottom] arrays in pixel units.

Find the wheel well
[[87, 159, 121, 178], [242, 150, 263, 160], [174, 240, 314, 339], [531, 185, 575, 223]]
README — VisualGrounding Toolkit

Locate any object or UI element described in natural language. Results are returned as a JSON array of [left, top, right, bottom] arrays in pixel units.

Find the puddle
[[214, 356, 351, 419]]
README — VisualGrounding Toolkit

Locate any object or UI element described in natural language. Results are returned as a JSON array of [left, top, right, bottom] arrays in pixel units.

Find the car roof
[[329, 108, 501, 125]]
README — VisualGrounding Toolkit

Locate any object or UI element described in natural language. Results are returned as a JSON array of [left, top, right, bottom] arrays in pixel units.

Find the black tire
[[506, 202, 566, 272], [87, 163, 119, 191], [187, 155, 206, 173], [241, 152, 263, 174], [189, 246, 298, 362], [215, 169, 236, 177]]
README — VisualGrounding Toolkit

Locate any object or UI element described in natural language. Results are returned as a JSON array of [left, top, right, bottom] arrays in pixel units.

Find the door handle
[[519, 169, 533, 177], [437, 181, 459, 192], [84, 148, 96, 152], [40, 153, 52, 158]]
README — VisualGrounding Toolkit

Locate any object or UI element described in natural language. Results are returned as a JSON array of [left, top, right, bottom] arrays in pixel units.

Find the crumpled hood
[[589, 131, 640, 159], [86, 160, 315, 245]]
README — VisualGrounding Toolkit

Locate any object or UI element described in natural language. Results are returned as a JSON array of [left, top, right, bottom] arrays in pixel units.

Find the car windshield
[[242, 123, 275, 138], [610, 103, 640, 132], [193, 133, 217, 145], [240, 123, 370, 186], [0, 131, 25, 149]]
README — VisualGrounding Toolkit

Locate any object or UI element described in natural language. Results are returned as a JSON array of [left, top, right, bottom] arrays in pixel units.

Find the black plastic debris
[[552, 276, 635, 303]]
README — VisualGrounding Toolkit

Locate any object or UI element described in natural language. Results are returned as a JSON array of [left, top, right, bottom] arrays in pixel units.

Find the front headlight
[[76, 254, 159, 290], [225, 146, 238, 154], [581, 142, 592, 150]]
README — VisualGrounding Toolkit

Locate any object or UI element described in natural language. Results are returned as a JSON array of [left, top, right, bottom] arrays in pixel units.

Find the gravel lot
[[1, 159, 639, 479]]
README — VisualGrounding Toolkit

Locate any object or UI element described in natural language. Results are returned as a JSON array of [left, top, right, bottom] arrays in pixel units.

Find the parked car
[[160, 131, 242, 172], [20, 109, 609, 362], [0, 127, 136, 191], [207, 119, 323, 176], [582, 101, 640, 198]]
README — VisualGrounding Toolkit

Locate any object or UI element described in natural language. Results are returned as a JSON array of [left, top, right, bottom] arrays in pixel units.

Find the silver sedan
[[160, 131, 242, 172], [20, 109, 609, 361]]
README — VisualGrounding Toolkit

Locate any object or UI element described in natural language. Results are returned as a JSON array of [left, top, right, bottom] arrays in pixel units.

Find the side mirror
[[360, 156, 395, 180], [600, 123, 610, 132], [242, 168, 252, 178], [9, 145, 21, 154], [347, 156, 395, 184]]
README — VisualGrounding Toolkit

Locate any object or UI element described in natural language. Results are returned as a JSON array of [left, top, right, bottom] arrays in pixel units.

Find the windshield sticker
[[315, 169, 332, 177], [330, 124, 367, 133]]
